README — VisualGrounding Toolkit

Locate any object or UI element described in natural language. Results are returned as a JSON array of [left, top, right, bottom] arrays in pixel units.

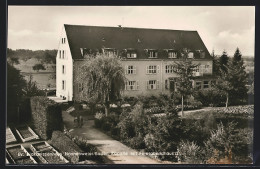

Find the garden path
[[177, 107, 212, 116], [62, 111, 162, 164]]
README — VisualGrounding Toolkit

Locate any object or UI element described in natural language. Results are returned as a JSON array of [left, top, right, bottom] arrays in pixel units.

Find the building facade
[[56, 24, 215, 101]]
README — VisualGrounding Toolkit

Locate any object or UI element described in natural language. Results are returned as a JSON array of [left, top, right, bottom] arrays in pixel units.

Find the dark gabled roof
[[64, 24, 212, 60]]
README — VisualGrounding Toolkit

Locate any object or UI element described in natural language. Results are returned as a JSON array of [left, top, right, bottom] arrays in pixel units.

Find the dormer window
[[168, 51, 177, 58], [104, 48, 116, 57], [147, 49, 158, 58], [200, 51, 205, 58], [126, 49, 137, 58], [188, 52, 194, 58]]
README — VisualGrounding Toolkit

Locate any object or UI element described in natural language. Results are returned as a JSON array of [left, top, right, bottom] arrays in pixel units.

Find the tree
[[219, 50, 229, 73], [7, 57, 20, 66], [7, 63, 26, 124], [23, 75, 44, 97], [76, 54, 126, 116], [215, 48, 248, 107], [171, 48, 198, 116], [32, 63, 46, 72]]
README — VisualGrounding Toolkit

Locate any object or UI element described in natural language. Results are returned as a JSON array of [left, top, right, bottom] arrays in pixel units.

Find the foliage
[[32, 63, 46, 72], [177, 140, 205, 164], [193, 88, 225, 106], [30, 96, 63, 139], [23, 75, 45, 97], [76, 54, 126, 116], [170, 48, 198, 116], [51, 131, 85, 163], [7, 48, 57, 63], [215, 48, 248, 107], [219, 50, 229, 72], [7, 63, 27, 124]]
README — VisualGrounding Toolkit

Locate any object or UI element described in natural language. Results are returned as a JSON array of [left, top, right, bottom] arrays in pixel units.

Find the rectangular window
[[59, 50, 61, 58], [126, 65, 136, 75], [203, 81, 209, 89], [62, 65, 65, 74], [125, 81, 139, 90], [78, 83, 83, 92], [195, 81, 202, 89], [62, 80, 66, 90], [127, 52, 137, 58], [63, 38, 66, 44], [188, 52, 194, 58], [147, 80, 159, 90], [62, 50, 65, 59], [147, 65, 159, 74], [148, 51, 158, 58], [200, 52, 205, 58], [168, 52, 177, 58], [165, 65, 175, 74]]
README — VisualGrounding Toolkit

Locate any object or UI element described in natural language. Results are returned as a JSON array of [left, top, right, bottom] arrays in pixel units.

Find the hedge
[[30, 96, 63, 139], [51, 131, 85, 163]]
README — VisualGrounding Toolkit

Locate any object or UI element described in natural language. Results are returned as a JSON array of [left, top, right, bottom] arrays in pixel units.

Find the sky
[[8, 6, 255, 56]]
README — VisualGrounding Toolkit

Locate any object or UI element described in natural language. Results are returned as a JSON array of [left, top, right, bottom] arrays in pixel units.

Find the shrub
[[51, 131, 85, 163], [127, 135, 146, 149], [30, 96, 63, 139], [193, 88, 225, 107], [177, 140, 205, 164]]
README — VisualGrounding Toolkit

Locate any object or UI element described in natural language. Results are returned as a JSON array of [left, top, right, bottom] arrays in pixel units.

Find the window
[[148, 50, 158, 58], [188, 52, 194, 58], [62, 65, 65, 74], [147, 80, 159, 90], [127, 52, 137, 58], [125, 81, 139, 90], [61, 38, 66, 44], [165, 65, 175, 74], [203, 81, 209, 88], [125, 65, 136, 75], [168, 52, 177, 58], [192, 66, 200, 76], [104, 48, 116, 57], [62, 80, 66, 90], [200, 51, 205, 58], [62, 50, 65, 59], [59, 50, 61, 58], [78, 83, 83, 92], [195, 81, 202, 89], [204, 64, 211, 74], [146, 65, 159, 74]]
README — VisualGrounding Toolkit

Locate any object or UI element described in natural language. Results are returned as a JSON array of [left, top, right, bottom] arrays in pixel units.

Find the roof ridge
[[64, 24, 197, 32]]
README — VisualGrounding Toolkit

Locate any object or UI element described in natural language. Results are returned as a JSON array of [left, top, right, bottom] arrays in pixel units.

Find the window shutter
[[125, 65, 128, 74], [125, 82, 127, 90], [134, 66, 136, 74], [136, 81, 139, 90], [146, 81, 149, 89], [157, 80, 160, 89], [146, 66, 149, 74], [155, 52, 158, 58], [157, 65, 160, 74]]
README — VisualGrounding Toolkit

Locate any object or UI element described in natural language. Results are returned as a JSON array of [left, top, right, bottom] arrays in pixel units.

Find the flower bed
[[15, 125, 39, 142], [30, 141, 69, 164], [6, 127, 17, 144], [6, 145, 37, 164]]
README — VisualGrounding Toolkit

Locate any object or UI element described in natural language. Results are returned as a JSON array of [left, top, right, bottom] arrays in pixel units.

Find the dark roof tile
[[64, 24, 212, 60]]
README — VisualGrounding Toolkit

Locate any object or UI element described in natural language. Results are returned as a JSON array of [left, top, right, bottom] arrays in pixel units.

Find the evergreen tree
[[216, 48, 248, 107], [233, 47, 242, 64], [219, 50, 229, 72], [212, 49, 221, 76]]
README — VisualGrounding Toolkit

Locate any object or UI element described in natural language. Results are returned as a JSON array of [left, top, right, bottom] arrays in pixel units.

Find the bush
[[193, 88, 225, 107], [51, 131, 85, 163], [30, 96, 63, 139], [177, 140, 205, 164]]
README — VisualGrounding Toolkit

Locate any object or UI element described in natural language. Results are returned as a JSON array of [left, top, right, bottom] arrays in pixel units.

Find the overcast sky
[[8, 6, 255, 56]]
